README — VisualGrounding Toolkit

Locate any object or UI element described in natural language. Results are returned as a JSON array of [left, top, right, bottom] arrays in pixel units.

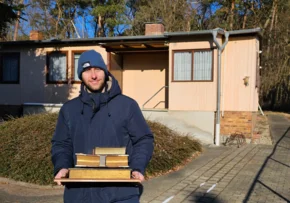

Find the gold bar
[[69, 168, 131, 179], [94, 147, 126, 155], [75, 154, 129, 167]]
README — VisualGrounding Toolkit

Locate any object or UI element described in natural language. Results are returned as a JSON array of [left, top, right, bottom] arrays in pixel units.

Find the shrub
[[0, 113, 202, 185]]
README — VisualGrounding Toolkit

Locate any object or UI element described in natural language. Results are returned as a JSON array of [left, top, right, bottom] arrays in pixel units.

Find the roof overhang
[[100, 41, 169, 53], [0, 28, 262, 50]]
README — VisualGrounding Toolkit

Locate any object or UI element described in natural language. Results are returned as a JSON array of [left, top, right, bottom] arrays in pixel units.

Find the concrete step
[[142, 108, 168, 112]]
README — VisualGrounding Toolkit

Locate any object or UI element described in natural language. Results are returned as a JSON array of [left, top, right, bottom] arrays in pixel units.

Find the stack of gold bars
[[69, 147, 131, 180], [55, 147, 139, 183]]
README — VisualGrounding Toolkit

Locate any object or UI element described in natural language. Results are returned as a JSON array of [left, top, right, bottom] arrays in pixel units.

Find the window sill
[[171, 80, 213, 82], [0, 82, 20, 84], [71, 81, 82, 84], [46, 81, 68, 84]]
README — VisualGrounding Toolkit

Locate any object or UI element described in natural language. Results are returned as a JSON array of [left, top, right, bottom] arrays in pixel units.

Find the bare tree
[[130, 0, 193, 35]]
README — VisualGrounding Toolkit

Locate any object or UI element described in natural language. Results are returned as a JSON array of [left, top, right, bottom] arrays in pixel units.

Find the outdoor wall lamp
[[243, 76, 250, 86]]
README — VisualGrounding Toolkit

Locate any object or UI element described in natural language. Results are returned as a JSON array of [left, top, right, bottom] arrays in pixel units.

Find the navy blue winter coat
[[51, 73, 154, 203]]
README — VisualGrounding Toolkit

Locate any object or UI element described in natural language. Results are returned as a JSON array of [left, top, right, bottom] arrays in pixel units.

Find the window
[[72, 51, 84, 82], [173, 52, 192, 81], [173, 49, 213, 82], [0, 53, 20, 84], [46, 51, 68, 83]]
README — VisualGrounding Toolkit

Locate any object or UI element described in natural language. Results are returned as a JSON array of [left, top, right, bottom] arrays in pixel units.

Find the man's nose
[[90, 69, 97, 79]]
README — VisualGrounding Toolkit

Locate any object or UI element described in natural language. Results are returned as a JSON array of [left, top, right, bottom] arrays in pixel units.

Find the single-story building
[[0, 23, 262, 145]]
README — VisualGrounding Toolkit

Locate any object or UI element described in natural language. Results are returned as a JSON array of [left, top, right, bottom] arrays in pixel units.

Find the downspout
[[212, 29, 229, 146]]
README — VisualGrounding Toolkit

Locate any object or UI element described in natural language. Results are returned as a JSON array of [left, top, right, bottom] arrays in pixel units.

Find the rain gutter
[[211, 28, 229, 146]]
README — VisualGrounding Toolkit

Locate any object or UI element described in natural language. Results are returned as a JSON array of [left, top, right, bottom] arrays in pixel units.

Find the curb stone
[[0, 177, 63, 190]]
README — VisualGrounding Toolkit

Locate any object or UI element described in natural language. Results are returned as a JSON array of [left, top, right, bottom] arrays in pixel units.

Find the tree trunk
[[187, 17, 191, 31], [273, 11, 278, 56], [201, 6, 207, 30], [94, 19, 98, 37], [266, 0, 278, 58], [250, 0, 256, 26], [97, 14, 103, 37], [43, 6, 51, 39], [229, 0, 235, 30], [67, 23, 71, 39], [242, 9, 247, 29], [13, 14, 20, 41], [55, 2, 62, 38], [13, 0, 23, 41]]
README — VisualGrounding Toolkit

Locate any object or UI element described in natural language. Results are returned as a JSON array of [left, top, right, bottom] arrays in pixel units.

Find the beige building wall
[[122, 52, 168, 109], [221, 36, 259, 112], [0, 47, 30, 105], [168, 36, 258, 112], [0, 46, 107, 105], [0, 36, 259, 114], [0, 84, 21, 105], [110, 53, 123, 89], [168, 39, 219, 111], [254, 38, 260, 111]]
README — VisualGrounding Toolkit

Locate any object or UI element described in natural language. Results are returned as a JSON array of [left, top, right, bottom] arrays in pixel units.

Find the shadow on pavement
[[189, 192, 223, 203], [243, 124, 290, 203]]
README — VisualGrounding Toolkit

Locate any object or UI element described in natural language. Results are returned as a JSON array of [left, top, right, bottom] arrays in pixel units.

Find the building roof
[[0, 28, 262, 52]]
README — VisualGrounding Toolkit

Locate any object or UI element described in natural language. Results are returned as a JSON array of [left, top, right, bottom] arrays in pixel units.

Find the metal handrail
[[142, 86, 168, 109]]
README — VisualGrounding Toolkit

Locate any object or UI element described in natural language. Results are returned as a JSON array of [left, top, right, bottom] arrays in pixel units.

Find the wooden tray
[[54, 178, 141, 183]]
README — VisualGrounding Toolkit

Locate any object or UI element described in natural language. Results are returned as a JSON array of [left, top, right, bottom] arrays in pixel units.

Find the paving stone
[[172, 184, 187, 191], [154, 194, 174, 202], [165, 188, 181, 194], [181, 180, 193, 185], [148, 200, 163, 203], [166, 195, 185, 203]]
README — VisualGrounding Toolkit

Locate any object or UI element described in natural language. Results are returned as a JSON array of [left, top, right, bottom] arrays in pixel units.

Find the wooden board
[[54, 178, 141, 183]]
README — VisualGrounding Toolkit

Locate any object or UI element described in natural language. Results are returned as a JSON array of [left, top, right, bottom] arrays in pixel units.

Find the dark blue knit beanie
[[77, 50, 108, 80]]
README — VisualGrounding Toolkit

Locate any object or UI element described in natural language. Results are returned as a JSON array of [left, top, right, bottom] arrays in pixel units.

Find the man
[[51, 50, 154, 203]]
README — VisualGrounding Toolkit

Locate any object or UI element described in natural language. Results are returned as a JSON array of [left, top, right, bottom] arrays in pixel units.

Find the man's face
[[81, 67, 106, 92]]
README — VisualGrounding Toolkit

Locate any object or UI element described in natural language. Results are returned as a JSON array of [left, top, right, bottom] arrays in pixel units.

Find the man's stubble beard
[[84, 79, 106, 93]]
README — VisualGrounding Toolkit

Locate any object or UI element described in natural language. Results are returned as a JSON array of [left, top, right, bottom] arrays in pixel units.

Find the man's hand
[[55, 168, 69, 186], [131, 171, 145, 182]]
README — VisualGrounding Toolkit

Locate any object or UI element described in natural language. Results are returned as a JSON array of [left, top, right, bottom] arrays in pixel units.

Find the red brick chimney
[[145, 23, 165, 36], [29, 30, 43, 40]]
